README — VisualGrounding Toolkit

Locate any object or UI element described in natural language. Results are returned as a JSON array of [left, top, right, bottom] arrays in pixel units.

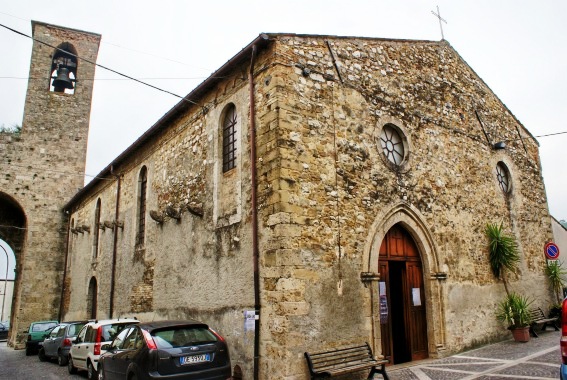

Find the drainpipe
[[109, 166, 121, 318], [58, 212, 72, 322], [249, 44, 260, 380]]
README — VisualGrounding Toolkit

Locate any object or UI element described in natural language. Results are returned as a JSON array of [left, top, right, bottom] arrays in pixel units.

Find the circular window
[[496, 162, 511, 193], [380, 124, 405, 166]]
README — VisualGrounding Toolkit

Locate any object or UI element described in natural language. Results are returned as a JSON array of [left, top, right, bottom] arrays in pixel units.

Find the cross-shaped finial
[[431, 5, 447, 40]]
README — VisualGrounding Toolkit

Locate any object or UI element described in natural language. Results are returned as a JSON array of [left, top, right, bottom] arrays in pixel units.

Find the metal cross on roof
[[431, 5, 447, 40]]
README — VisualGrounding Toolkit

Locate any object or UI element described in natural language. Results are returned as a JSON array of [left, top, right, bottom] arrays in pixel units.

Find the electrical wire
[[0, 22, 202, 107]]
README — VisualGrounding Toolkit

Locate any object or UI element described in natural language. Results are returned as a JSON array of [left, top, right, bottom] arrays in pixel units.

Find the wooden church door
[[378, 225, 429, 364]]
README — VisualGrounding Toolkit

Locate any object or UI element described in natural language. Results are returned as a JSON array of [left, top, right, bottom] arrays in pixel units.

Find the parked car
[[68, 318, 139, 380], [25, 320, 58, 355], [561, 297, 567, 380], [98, 320, 231, 380], [38, 321, 87, 365], [0, 321, 9, 340]]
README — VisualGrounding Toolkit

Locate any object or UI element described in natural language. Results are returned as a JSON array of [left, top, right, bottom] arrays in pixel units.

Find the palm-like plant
[[496, 292, 533, 329], [485, 222, 520, 296], [545, 260, 567, 304]]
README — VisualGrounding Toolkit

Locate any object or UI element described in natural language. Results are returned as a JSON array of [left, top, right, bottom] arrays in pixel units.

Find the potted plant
[[496, 292, 533, 342]]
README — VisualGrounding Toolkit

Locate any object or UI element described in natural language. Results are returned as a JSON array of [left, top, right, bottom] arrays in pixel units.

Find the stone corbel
[[360, 272, 380, 287]]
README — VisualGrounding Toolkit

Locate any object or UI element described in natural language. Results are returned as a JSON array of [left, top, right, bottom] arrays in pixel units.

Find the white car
[[68, 318, 139, 380]]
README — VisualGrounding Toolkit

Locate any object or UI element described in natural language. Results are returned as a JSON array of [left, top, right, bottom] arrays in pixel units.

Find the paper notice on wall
[[379, 281, 386, 296], [244, 310, 256, 332], [412, 288, 421, 306]]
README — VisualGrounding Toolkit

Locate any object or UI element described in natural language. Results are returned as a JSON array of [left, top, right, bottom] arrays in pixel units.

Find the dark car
[[25, 320, 58, 355], [0, 321, 9, 340], [98, 320, 231, 380], [561, 297, 567, 380], [39, 321, 87, 366]]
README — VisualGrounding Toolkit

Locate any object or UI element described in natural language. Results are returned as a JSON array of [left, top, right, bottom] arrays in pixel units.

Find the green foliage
[[0, 123, 21, 135], [545, 260, 567, 304], [485, 222, 520, 281], [496, 292, 533, 329]]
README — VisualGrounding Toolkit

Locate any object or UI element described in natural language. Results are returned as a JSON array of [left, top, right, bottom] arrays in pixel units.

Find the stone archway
[[0, 192, 26, 344], [362, 202, 447, 359]]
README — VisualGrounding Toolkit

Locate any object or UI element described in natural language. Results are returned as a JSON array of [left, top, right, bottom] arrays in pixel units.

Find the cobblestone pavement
[[383, 330, 561, 380]]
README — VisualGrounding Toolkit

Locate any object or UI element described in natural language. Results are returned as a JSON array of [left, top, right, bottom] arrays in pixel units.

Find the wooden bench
[[528, 307, 559, 337], [304, 342, 389, 380]]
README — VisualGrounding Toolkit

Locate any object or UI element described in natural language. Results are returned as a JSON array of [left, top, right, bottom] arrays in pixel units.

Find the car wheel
[[57, 351, 68, 366], [38, 347, 47, 362], [87, 360, 98, 380], [67, 355, 77, 374], [98, 365, 105, 380]]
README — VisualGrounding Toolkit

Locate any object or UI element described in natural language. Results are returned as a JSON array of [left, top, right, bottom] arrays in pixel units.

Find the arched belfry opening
[[50, 42, 78, 94]]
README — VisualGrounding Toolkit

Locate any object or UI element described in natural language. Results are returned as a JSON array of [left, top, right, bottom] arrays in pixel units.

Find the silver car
[[39, 321, 87, 366]]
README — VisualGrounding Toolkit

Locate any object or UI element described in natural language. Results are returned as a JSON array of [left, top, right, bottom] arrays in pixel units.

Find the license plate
[[180, 353, 211, 365]]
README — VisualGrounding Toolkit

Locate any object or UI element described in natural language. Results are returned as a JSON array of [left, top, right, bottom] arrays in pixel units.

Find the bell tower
[[2, 21, 100, 348]]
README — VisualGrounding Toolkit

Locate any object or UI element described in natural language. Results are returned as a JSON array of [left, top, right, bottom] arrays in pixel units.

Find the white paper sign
[[412, 288, 421, 306]]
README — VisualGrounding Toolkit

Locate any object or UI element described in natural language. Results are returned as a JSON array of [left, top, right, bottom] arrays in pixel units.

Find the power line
[[0, 22, 202, 107]]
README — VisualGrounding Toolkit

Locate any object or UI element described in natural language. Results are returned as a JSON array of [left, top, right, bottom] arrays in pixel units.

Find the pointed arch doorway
[[378, 224, 428, 364]]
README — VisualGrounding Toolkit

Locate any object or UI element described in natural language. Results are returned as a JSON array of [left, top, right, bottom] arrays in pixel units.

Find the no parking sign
[[544, 242, 560, 260]]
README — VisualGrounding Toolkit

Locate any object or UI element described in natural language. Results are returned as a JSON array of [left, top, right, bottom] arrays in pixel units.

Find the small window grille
[[222, 105, 237, 173]]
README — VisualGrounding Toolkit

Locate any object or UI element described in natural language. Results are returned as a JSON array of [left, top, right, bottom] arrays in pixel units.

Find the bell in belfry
[[52, 67, 74, 92]]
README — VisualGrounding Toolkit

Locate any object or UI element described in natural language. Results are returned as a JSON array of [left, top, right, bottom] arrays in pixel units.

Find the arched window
[[222, 104, 237, 173], [50, 42, 78, 94], [496, 162, 511, 194], [136, 166, 148, 248], [87, 277, 97, 319], [93, 199, 101, 258]]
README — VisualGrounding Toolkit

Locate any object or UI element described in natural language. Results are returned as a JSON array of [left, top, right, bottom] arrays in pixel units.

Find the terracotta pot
[[511, 326, 530, 342]]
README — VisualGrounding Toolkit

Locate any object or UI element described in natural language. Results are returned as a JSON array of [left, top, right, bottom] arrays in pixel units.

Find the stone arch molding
[[363, 201, 448, 353]]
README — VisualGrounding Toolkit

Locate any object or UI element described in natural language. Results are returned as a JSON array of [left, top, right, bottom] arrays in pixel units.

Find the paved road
[[385, 330, 561, 380], [0, 330, 562, 379], [0, 340, 88, 379]]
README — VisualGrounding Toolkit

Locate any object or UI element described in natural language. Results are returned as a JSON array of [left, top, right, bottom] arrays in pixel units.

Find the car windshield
[[152, 327, 218, 349], [32, 322, 58, 332]]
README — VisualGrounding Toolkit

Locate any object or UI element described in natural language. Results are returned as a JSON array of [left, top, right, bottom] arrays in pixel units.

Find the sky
[[0, 0, 566, 228]]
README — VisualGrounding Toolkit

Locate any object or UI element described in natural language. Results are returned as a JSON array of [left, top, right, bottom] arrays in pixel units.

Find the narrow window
[[222, 104, 237, 173], [87, 277, 97, 319], [93, 199, 101, 258], [136, 166, 148, 248], [496, 162, 511, 194]]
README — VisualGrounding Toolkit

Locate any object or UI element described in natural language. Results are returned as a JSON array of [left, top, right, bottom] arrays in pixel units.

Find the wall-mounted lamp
[[149, 210, 164, 224], [492, 141, 506, 150]]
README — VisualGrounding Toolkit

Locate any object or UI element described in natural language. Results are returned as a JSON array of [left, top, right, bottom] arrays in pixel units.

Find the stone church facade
[[3, 23, 555, 379]]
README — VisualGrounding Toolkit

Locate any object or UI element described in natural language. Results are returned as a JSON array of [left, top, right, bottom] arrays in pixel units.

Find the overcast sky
[[1, 0, 566, 227]]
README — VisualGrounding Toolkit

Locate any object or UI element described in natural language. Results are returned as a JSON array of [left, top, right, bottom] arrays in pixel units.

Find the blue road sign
[[544, 242, 560, 260]]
